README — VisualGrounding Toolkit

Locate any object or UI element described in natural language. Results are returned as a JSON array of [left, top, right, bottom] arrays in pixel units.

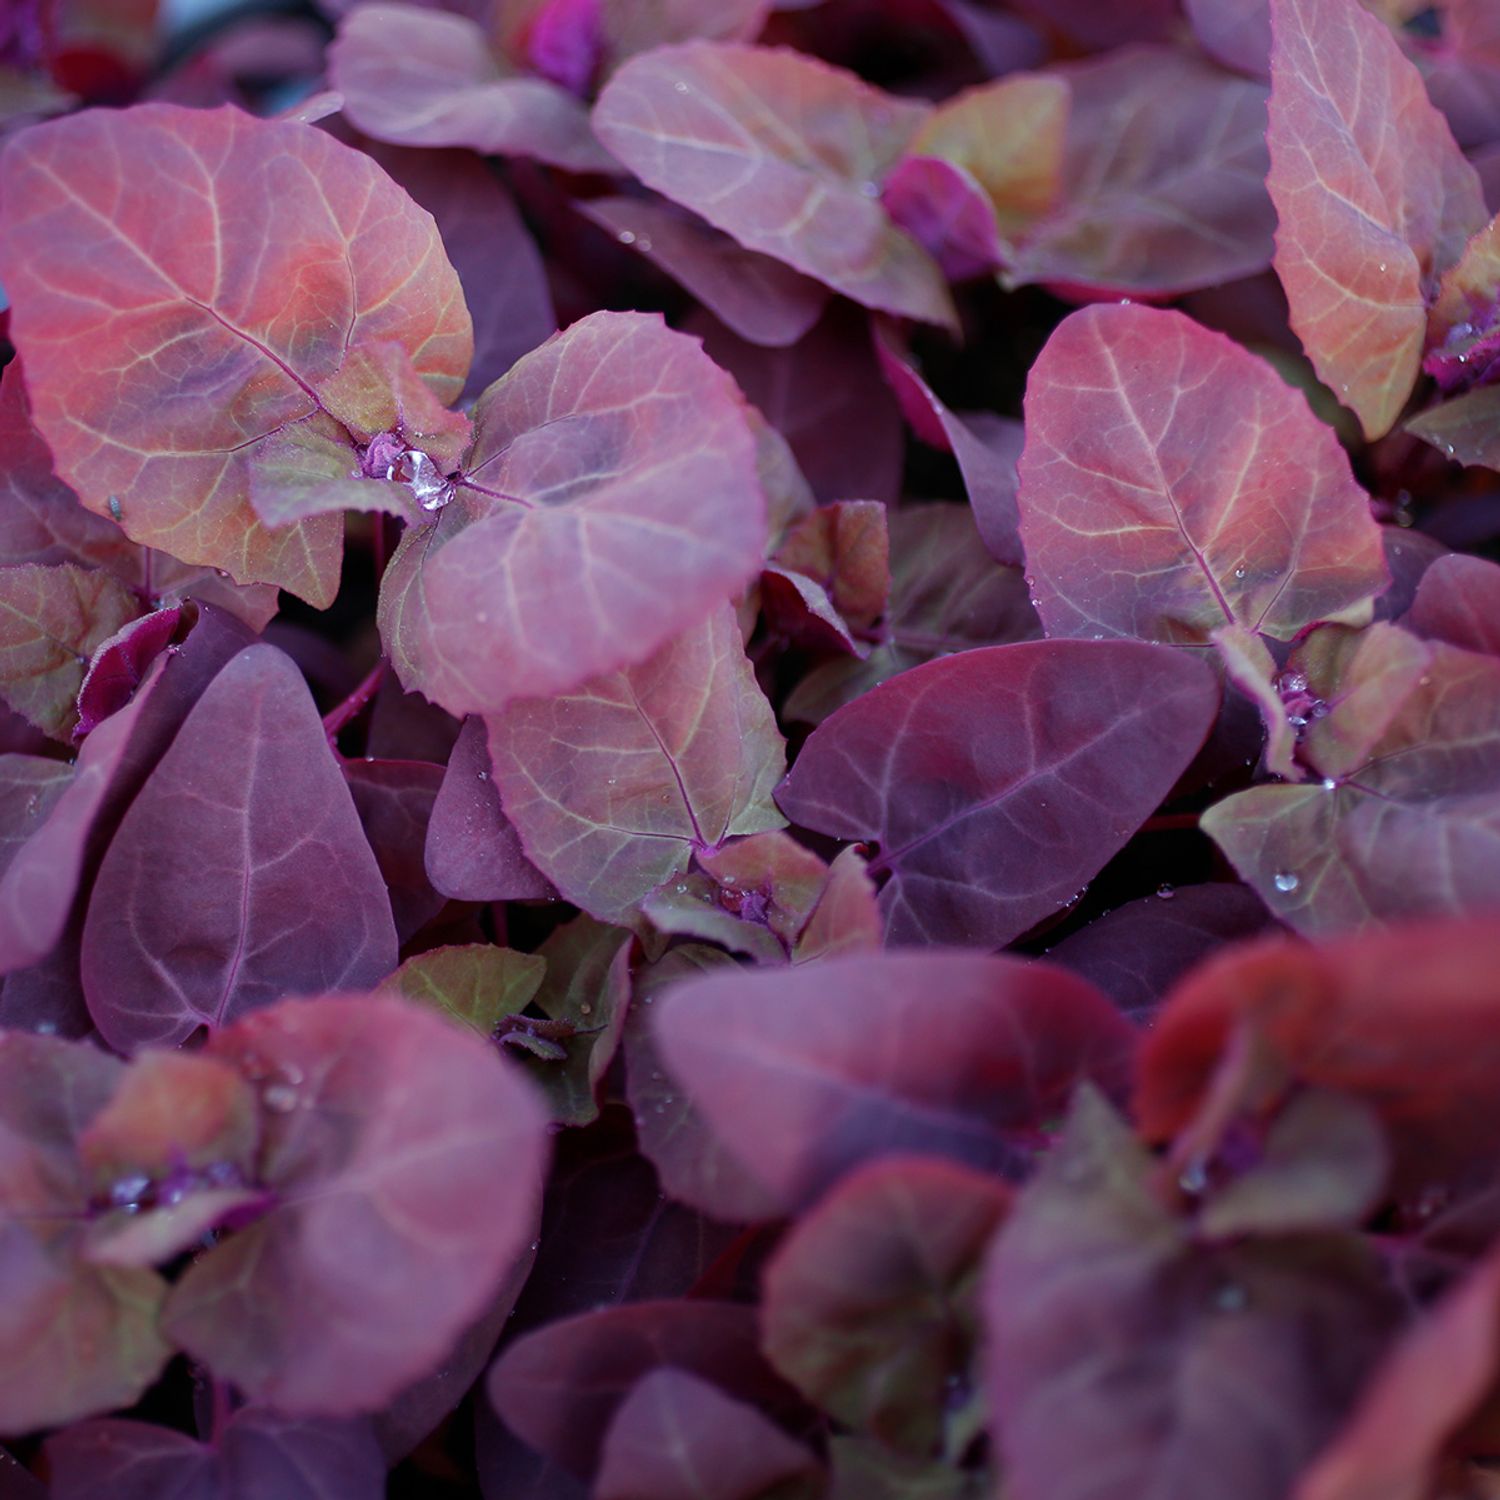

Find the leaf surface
[[593, 42, 955, 326], [777, 640, 1219, 947], [0, 102, 473, 603], [1016, 304, 1388, 645], [81, 644, 398, 1049]]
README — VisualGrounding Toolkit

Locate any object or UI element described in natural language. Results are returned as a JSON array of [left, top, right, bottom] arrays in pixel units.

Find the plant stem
[[322, 658, 388, 751]]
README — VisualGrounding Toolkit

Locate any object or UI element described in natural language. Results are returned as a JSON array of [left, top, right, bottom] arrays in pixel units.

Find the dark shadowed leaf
[[0, 563, 139, 740], [1215, 624, 1303, 781], [488, 1300, 797, 1479], [593, 42, 955, 326], [0, 103, 472, 603], [487, 605, 784, 926], [1001, 49, 1275, 298], [1046, 884, 1276, 1026], [827, 1438, 987, 1500], [761, 1154, 1009, 1452], [578, 196, 829, 348], [73, 606, 183, 742], [1016, 303, 1388, 645], [47, 1411, 385, 1500], [653, 950, 1136, 1213], [777, 640, 1219, 947], [594, 1368, 823, 1500], [984, 1088, 1401, 1500], [329, 3, 611, 171], [425, 716, 554, 902], [343, 758, 446, 943], [383, 312, 768, 715], [1267, 0, 1485, 437], [164, 993, 550, 1414], [81, 644, 398, 1050], [1405, 383, 1500, 469]]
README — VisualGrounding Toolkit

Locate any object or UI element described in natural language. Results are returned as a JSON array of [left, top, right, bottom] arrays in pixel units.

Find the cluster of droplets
[[97, 1158, 252, 1218], [359, 431, 455, 512], [1273, 669, 1328, 734]]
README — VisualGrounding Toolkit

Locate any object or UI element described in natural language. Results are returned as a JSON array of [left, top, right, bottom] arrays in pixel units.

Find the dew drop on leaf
[[1273, 870, 1300, 893]]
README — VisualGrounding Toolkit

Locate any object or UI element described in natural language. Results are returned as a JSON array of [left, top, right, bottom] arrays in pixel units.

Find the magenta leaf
[[425, 716, 554, 902], [1001, 49, 1275, 298], [777, 640, 1219, 947], [487, 1301, 797, 1479], [330, 3, 611, 172], [880, 155, 1006, 282], [577, 195, 829, 349], [80, 644, 398, 1050], [163, 993, 550, 1414], [760, 1154, 1010, 1452], [1202, 622, 1500, 934], [1267, 0, 1486, 438], [984, 1087, 1401, 1500], [0, 1035, 170, 1435], [1017, 304, 1388, 646], [652, 950, 1136, 1213], [72, 605, 183, 743], [0, 562, 140, 741], [47, 1411, 385, 1500], [594, 1369, 823, 1500], [382, 312, 768, 716], [593, 42, 956, 327], [0, 102, 473, 604], [486, 605, 785, 926], [1406, 551, 1500, 655]]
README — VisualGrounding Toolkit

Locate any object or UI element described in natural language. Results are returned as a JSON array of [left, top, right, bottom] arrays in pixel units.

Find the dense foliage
[[1, 0, 1499, 1494]]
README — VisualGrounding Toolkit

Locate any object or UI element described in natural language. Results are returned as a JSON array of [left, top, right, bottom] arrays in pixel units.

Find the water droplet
[[110, 1174, 151, 1209], [674, 79, 690, 92], [1321, 778, 1337, 791], [1156, 883, 1175, 900], [617, 230, 637, 245], [263, 1084, 298, 1113], [636, 237, 653, 252], [108, 495, 123, 521], [1215, 1282, 1248, 1312], [1233, 566, 1246, 580], [34, 1020, 57, 1036], [859, 180, 879, 198], [1377, 262, 1386, 272], [476, 769, 489, 781], [1273, 870, 1299, 893], [1178, 1159, 1209, 1193]]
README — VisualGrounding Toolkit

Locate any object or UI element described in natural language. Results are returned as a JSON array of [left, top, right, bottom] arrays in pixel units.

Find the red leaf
[[382, 312, 767, 715], [984, 1087, 1400, 1500], [652, 950, 1136, 1213], [329, 3, 611, 172], [48, 1411, 385, 1500], [424, 716, 554, 902], [165, 993, 550, 1414], [1267, 0, 1485, 437], [80, 644, 398, 1049], [593, 42, 956, 327], [73, 605, 182, 743], [776, 641, 1219, 948], [594, 1369, 822, 1500], [486, 605, 785, 926], [487, 1300, 795, 1479], [761, 1154, 1009, 1451], [0, 102, 472, 603], [1016, 304, 1388, 646]]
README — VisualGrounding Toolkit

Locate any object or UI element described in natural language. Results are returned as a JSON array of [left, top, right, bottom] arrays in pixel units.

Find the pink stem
[[322, 658, 388, 751]]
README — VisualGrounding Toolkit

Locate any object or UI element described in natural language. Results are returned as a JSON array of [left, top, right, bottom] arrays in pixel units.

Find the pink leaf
[[73, 606, 182, 742], [1406, 552, 1500, 655], [1267, 0, 1486, 438], [0, 103, 473, 604], [1017, 304, 1388, 644], [776, 641, 1219, 948], [593, 42, 956, 327]]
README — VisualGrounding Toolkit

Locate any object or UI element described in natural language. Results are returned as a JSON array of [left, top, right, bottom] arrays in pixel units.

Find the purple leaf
[[487, 605, 785, 927], [425, 716, 555, 902], [329, 3, 612, 172], [343, 757, 447, 944], [776, 641, 1219, 948], [382, 312, 768, 715], [164, 993, 550, 1414], [653, 949, 1136, 1212], [577, 195, 829, 348], [81, 644, 398, 1049], [1405, 552, 1500, 655], [593, 41, 956, 327], [48, 1411, 386, 1500], [73, 605, 182, 743]]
